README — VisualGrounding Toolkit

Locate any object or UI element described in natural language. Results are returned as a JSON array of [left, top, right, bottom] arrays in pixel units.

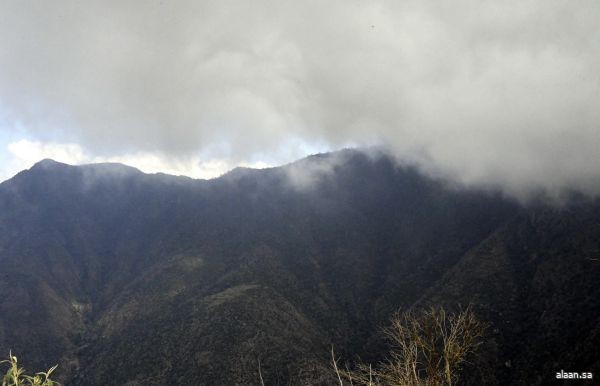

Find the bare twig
[[258, 359, 265, 386], [331, 346, 344, 386]]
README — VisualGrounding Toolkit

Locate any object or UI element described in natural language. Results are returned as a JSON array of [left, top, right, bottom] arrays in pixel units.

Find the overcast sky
[[1, 1, 599, 199]]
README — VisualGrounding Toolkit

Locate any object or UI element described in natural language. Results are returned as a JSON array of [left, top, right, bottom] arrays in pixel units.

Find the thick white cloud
[[1, 0, 599, 198]]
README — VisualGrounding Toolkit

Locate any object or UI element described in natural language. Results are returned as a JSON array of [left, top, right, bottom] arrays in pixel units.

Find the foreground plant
[[333, 306, 486, 386], [1, 352, 59, 386]]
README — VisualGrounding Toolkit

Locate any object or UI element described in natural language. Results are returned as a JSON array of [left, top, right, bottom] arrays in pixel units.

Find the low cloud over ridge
[[1, 0, 599, 199]]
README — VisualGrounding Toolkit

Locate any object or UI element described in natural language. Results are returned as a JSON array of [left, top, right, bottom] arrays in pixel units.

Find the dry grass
[[332, 306, 485, 386]]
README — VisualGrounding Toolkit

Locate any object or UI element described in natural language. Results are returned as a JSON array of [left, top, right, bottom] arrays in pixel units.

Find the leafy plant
[[1, 352, 59, 386]]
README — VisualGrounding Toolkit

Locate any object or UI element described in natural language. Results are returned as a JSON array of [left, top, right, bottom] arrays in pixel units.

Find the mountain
[[0, 150, 599, 385]]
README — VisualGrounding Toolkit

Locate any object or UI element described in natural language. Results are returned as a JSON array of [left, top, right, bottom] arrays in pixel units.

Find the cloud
[[1, 140, 86, 181], [283, 151, 351, 191], [1, 1, 599, 199]]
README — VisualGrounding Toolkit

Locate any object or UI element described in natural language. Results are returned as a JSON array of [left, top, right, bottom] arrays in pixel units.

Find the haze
[[1, 0, 599, 199]]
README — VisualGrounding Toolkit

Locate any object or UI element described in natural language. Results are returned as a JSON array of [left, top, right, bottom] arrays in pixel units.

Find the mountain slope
[[0, 151, 597, 384]]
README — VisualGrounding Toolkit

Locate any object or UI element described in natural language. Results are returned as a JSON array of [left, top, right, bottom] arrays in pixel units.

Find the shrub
[[332, 306, 485, 386]]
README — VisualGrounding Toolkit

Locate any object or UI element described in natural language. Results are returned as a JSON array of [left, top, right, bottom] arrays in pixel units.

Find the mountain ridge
[[1, 150, 599, 385]]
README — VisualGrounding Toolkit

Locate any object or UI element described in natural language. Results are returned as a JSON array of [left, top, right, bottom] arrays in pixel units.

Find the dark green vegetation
[[1, 150, 599, 385]]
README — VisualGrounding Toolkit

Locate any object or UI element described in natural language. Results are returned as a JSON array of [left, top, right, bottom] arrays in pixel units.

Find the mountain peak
[[29, 159, 143, 176], [31, 158, 68, 170]]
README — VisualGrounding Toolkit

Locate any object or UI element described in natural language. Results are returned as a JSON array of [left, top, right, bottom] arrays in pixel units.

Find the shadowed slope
[[2, 150, 596, 384]]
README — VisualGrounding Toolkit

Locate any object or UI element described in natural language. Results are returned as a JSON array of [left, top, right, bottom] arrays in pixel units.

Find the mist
[[1, 0, 599, 199]]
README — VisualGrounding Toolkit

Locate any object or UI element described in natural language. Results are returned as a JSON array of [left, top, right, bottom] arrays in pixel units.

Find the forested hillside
[[1, 150, 598, 385]]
